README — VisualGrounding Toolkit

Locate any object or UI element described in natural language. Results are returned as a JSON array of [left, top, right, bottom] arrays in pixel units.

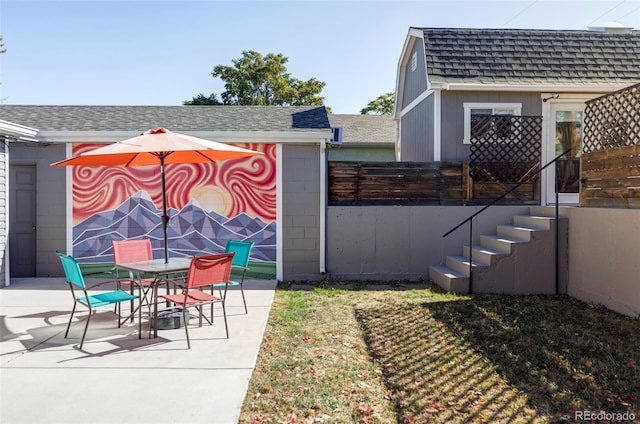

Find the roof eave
[[0, 119, 39, 142], [429, 81, 639, 92], [35, 129, 333, 144]]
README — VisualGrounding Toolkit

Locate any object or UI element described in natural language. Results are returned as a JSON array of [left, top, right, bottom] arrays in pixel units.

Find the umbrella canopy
[[51, 127, 263, 262]]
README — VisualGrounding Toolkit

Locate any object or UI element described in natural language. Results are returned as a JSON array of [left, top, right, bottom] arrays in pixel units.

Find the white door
[[545, 103, 585, 205]]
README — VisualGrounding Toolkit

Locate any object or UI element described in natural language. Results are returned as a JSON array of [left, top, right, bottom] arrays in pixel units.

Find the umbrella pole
[[160, 156, 169, 263]]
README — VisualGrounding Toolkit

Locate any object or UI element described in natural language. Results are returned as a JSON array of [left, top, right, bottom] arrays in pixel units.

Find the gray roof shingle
[[418, 27, 640, 85], [328, 114, 395, 144], [0, 105, 330, 133]]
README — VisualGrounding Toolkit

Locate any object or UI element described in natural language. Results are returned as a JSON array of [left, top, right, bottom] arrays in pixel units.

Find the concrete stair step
[[429, 212, 562, 295], [513, 215, 555, 230], [428, 265, 469, 293], [496, 224, 541, 241], [463, 245, 509, 265], [445, 255, 487, 275], [479, 234, 527, 253]]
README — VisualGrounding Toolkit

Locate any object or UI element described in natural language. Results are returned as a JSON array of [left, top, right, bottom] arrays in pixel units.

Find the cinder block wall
[[281, 145, 322, 281], [326, 205, 531, 281]]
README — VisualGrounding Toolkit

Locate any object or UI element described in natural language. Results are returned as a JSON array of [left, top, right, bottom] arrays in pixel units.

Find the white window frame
[[463, 102, 522, 144]]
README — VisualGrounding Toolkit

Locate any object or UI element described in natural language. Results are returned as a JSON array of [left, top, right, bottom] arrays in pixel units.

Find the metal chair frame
[[56, 251, 141, 349]]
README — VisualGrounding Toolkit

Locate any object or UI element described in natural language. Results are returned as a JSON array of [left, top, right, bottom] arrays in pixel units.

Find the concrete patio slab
[[0, 277, 276, 424]]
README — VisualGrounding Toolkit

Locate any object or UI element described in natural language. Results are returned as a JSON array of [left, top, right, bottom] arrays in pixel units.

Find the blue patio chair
[[55, 251, 141, 349], [213, 240, 254, 314]]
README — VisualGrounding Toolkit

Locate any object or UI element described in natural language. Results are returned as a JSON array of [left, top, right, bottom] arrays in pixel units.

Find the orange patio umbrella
[[51, 127, 263, 262]]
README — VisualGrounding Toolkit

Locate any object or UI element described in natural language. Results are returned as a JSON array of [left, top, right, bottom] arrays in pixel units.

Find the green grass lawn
[[240, 282, 639, 424]]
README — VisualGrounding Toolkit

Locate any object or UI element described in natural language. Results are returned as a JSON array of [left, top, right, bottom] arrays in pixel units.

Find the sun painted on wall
[[70, 143, 276, 224]]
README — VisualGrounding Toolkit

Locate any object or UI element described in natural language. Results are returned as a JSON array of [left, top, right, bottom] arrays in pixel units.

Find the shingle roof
[[0, 105, 330, 133], [328, 114, 395, 144], [418, 27, 640, 85]]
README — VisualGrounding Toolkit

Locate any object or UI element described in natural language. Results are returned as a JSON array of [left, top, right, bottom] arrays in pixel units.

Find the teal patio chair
[[213, 240, 254, 314], [56, 251, 141, 349]]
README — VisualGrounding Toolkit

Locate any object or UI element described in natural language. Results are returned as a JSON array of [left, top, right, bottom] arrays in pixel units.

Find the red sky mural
[[70, 143, 276, 225]]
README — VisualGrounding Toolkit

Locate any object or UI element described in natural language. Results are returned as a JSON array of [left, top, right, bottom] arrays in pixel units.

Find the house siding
[[327, 147, 395, 162], [399, 96, 434, 161], [401, 38, 429, 109], [440, 91, 543, 161], [0, 141, 6, 286]]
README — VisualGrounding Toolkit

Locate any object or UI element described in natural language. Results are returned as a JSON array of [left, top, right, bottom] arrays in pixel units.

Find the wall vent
[[331, 127, 343, 145]]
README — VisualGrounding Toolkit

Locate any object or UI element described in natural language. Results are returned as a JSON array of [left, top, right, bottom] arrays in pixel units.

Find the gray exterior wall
[[326, 205, 530, 281], [401, 39, 428, 109], [399, 95, 434, 161], [399, 90, 544, 163], [281, 144, 322, 281], [327, 204, 639, 318], [532, 206, 640, 318], [0, 142, 6, 286], [9, 143, 67, 277], [440, 91, 543, 161], [5, 142, 325, 282]]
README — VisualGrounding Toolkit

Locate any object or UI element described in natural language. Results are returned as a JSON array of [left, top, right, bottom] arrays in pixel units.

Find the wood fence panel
[[581, 145, 640, 207], [328, 161, 467, 206]]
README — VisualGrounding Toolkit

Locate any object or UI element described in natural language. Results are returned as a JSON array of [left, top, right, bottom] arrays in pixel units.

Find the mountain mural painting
[[72, 191, 276, 263]]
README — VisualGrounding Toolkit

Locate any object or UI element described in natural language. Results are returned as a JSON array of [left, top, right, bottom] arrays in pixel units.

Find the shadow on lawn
[[355, 295, 639, 424]]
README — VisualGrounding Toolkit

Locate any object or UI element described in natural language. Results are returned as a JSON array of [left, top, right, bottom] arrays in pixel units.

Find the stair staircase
[[429, 214, 567, 294]]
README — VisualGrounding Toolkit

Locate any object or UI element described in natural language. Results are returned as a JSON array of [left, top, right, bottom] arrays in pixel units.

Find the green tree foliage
[[184, 50, 325, 106], [360, 92, 395, 115], [184, 93, 221, 105]]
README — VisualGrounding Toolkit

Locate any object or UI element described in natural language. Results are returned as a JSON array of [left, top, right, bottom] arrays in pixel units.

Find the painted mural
[[70, 142, 276, 265]]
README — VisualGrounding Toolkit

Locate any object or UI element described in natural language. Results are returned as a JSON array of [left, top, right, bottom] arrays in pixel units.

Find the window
[[463, 103, 522, 144], [411, 52, 417, 72]]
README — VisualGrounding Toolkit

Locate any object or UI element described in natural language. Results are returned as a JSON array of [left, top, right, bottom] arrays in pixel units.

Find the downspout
[[319, 138, 327, 275], [276, 144, 283, 282], [433, 90, 442, 161], [65, 142, 74, 255], [4, 139, 10, 286]]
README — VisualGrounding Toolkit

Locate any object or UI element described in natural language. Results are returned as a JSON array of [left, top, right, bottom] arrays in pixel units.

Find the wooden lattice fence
[[468, 115, 543, 204], [581, 83, 640, 208]]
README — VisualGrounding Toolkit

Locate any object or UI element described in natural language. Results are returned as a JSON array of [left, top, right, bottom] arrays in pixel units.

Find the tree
[[360, 92, 395, 115], [184, 93, 221, 105], [184, 50, 325, 106]]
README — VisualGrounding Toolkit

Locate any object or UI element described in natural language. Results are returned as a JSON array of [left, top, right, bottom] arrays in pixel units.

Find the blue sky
[[1, 0, 639, 114]]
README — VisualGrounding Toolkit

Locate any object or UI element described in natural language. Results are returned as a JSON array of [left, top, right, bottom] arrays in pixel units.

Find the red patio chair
[[112, 239, 155, 321], [160, 253, 234, 349]]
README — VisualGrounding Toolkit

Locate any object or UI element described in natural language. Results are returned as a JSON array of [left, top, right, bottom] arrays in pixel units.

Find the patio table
[[115, 257, 192, 338]]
